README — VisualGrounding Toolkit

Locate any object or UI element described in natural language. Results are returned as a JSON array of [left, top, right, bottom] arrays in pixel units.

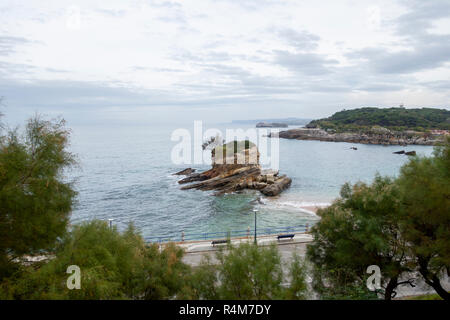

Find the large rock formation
[[270, 127, 443, 146], [176, 140, 291, 196]]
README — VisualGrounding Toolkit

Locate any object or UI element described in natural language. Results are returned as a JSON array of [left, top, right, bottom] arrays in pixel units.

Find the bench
[[211, 239, 229, 246], [277, 234, 295, 241]]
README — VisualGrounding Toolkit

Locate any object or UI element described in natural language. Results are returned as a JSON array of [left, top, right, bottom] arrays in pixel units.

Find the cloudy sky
[[1, 0, 449, 125]]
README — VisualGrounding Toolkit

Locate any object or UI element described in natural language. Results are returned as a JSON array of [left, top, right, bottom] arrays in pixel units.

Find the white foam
[[260, 199, 330, 216]]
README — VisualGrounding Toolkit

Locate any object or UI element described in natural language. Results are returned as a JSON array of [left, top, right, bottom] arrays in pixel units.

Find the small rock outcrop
[[175, 140, 291, 196], [405, 151, 416, 156], [256, 122, 288, 128]]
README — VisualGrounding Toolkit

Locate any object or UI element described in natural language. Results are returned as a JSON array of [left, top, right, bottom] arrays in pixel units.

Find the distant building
[[430, 130, 450, 135]]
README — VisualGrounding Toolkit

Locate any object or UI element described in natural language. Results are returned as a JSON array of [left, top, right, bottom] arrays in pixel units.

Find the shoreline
[[299, 205, 327, 214], [271, 128, 444, 146]]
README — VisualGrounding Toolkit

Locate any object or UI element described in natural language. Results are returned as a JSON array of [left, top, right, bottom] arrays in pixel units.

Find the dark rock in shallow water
[[178, 173, 208, 184], [393, 150, 405, 154], [405, 151, 416, 156], [173, 168, 196, 175], [260, 176, 292, 196]]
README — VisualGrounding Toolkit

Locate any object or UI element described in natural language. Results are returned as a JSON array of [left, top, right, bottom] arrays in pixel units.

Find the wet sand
[[299, 205, 328, 214]]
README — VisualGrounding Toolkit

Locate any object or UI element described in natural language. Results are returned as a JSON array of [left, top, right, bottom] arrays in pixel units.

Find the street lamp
[[253, 209, 258, 245]]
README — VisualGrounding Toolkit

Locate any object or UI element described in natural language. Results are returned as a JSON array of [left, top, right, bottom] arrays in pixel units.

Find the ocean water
[[67, 122, 434, 240]]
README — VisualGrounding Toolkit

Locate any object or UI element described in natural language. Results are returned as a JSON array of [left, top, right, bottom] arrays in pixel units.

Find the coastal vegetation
[[0, 113, 448, 300], [307, 136, 450, 300], [275, 107, 450, 145], [306, 107, 450, 132], [0, 116, 77, 281], [189, 243, 308, 300]]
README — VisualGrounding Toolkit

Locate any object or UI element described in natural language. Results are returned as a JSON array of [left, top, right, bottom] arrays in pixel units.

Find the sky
[[1, 0, 450, 126]]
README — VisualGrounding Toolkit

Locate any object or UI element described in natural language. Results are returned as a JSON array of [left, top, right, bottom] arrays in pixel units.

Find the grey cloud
[[396, 0, 450, 36], [216, 0, 281, 11], [0, 79, 171, 109], [347, 35, 450, 74], [95, 8, 127, 17], [273, 28, 320, 51], [45, 67, 69, 73], [419, 80, 450, 91], [353, 83, 405, 92], [274, 50, 339, 75], [0, 61, 37, 76], [148, 1, 182, 9], [345, 1, 450, 75], [130, 65, 187, 72], [0, 36, 31, 56]]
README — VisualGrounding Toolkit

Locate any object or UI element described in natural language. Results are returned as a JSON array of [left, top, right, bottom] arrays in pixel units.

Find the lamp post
[[253, 209, 258, 245]]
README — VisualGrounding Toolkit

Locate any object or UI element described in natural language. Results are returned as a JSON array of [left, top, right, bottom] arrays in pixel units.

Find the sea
[[67, 122, 434, 241]]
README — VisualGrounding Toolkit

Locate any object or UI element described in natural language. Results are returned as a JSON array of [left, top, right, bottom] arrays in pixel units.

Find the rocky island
[[255, 122, 288, 128], [270, 107, 449, 146], [269, 127, 443, 145], [174, 140, 291, 196]]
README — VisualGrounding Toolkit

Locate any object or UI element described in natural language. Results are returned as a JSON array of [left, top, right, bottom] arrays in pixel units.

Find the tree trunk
[[418, 256, 450, 301], [423, 274, 450, 301], [384, 276, 398, 300]]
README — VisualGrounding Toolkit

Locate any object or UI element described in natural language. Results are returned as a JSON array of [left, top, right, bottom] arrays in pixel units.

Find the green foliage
[[406, 293, 446, 300], [307, 107, 450, 132], [307, 176, 409, 300], [307, 138, 450, 300], [283, 254, 309, 300], [0, 220, 192, 300], [212, 140, 255, 158], [0, 116, 76, 280], [396, 136, 450, 299], [189, 243, 309, 300]]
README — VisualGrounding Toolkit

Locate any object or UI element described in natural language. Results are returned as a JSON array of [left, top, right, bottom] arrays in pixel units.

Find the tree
[[0, 220, 192, 300], [189, 243, 309, 300], [307, 176, 413, 300], [396, 136, 450, 300], [0, 116, 76, 280]]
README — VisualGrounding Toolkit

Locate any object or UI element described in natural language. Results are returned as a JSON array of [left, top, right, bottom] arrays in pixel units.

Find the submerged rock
[[173, 168, 196, 175], [176, 140, 291, 197], [260, 176, 292, 196]]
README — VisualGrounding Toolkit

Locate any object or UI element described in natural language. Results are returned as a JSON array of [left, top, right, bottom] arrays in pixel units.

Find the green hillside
[[306, 107, 450, 132]]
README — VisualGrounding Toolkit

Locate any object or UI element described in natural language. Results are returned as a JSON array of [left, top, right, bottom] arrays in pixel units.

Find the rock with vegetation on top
[[174, 140, 291, 196]]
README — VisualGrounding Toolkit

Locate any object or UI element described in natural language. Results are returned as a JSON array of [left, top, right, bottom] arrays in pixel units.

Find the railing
[[144, 224, 312, 244]]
